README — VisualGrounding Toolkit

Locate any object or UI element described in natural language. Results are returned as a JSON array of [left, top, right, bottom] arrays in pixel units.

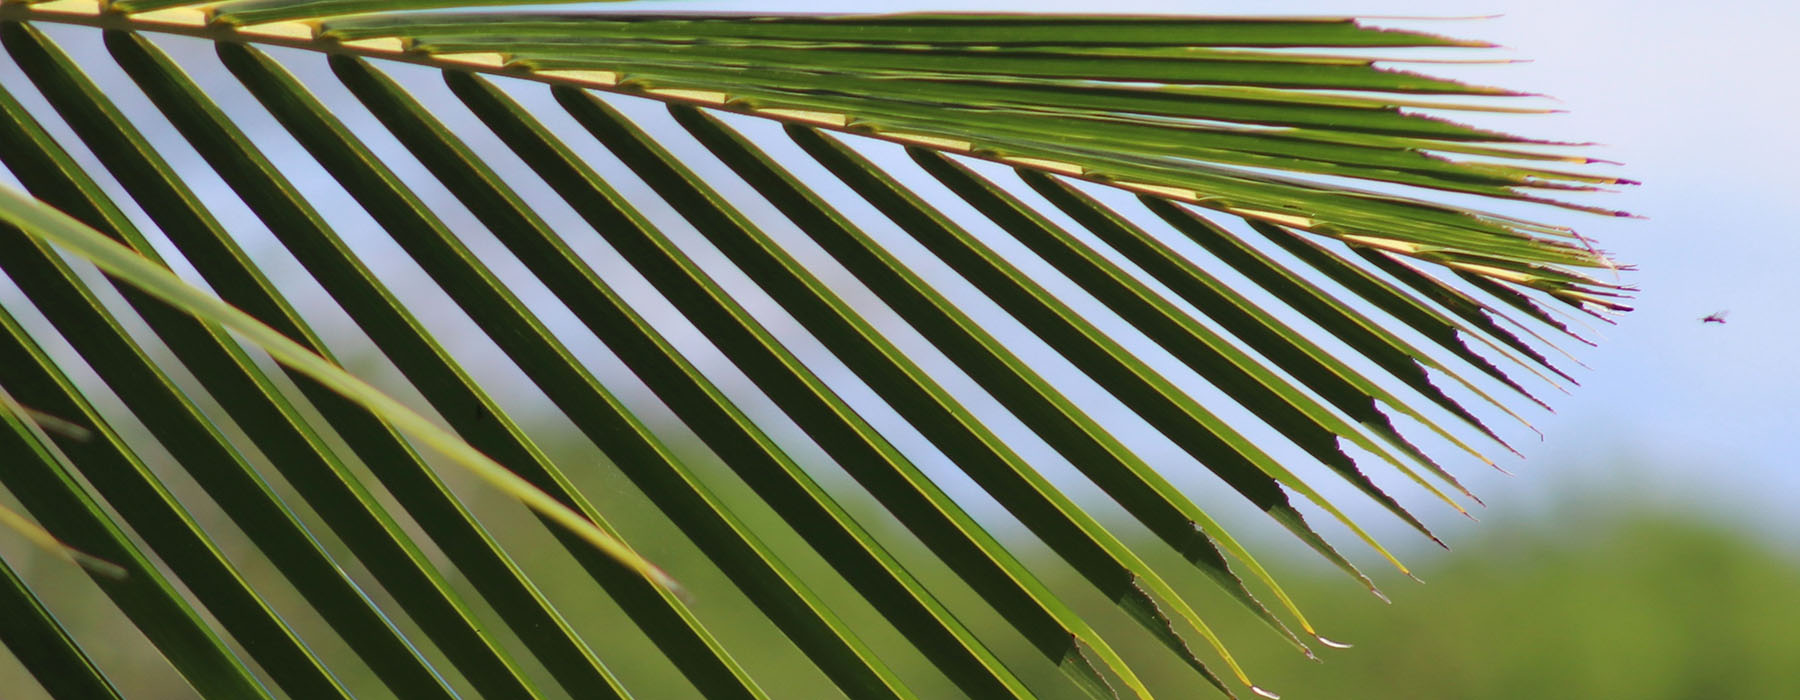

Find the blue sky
[[675, 0, 1800, 556], [307, 1, 1800, 562], [6, 0, 1791, 579]]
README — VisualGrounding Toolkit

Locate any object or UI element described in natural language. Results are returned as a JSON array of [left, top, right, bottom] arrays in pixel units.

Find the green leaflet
[[1021, 173, 1495, 497], [673, 103, 1336, 690], [793, 127, 1407, 591], [19, 23, 594, 697], [0, 399, 118, 576], [0, 158, 672, 681], [0, 533, 125, 700], [0, 380, 216, 700], [318, 13, 1493, 49], [0, 299, 282, 700], [911, 150, 1470, 528], [561, 88, 1259, 697], [1248, 220, 1569, 396], [1, 4, 1624, 307], [311, 10, 1620, 280], [442, 56, 1604, 200], [1143, 199, 1532, 452], [0, 5, 1626, 698], [221, 41, 907, 698], [334, 53, 1040, 698], [0, 47, 427, 694], [448, 69, 1135, 699], [101, 31, 633, 699]]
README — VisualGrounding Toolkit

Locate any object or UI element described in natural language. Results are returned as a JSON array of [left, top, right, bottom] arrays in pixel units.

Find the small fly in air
[[1700, 310, 1729, 324]]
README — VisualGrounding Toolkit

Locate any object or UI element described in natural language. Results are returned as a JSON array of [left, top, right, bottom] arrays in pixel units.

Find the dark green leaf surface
[[305, 10, 1627, 289], [1143, 198, 1529, 452], [0, 390, 142, 700], [0, 301, 282, 700], [0, 56, 430, 697], [793, 127, 1399, 592], [449, 69, 1131, 698], [912, 150, 1468, 526], [98, 30, 608, 699], [1022, 172, 1494, 497], [0, 4, 1627, 698], [563, 88, 1248, 697], [222, 42, 905, 698], [673, 105, 1313, 659], [332, 53, 1038, 699]]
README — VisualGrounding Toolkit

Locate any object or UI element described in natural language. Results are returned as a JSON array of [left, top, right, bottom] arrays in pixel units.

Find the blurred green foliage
[[1145, 509, 1800, 699], [11, 476, 1797, 699], [449, 475, 1800, 699]]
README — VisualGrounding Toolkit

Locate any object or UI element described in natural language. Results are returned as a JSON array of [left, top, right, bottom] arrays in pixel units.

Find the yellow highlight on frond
[[339, 37, 406, 53], [885, 131, 972, 152], [645, 88, 730, 105], [24, 0, 100, 15], [432, 52, 508, 68], [1340, 234, 1426, 254], [1118, 181, 1197, 200], [235, 21, 315, 40], [536, 69, 620, 87], [1444, 260, 1537, 284], [755, 108, 849, 127], [130, 6, 209, 26], [1228, 207, 1316, 229]]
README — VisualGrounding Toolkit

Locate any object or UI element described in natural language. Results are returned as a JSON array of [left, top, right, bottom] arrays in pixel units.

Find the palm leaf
[[0, 2, 1626, 698]]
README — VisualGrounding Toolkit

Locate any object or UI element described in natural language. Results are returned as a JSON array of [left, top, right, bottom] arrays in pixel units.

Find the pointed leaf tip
[[17, 406, 91, 441], [71, 551, 129, 580]]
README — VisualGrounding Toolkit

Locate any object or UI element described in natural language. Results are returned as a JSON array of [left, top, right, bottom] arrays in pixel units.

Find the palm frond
[[0, 2, 1627, 698]]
